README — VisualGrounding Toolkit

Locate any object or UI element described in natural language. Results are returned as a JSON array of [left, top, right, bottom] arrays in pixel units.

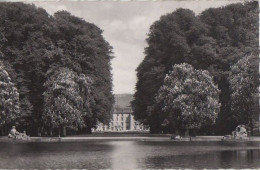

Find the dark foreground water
[[0, 140, 260, 169]]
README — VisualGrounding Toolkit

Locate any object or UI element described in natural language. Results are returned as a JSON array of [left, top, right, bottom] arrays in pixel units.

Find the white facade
[[92, 108, 149, 132]]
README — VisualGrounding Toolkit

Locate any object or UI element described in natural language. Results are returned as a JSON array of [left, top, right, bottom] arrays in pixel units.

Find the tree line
[[132, 1, 259, 135], [0, 3, 114, 136]]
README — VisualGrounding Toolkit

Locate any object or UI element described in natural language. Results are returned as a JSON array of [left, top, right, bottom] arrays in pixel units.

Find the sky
[[28, 0, 242, 94]]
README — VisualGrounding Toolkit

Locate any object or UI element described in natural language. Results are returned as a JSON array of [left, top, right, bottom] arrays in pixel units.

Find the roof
[[114, 107, 133, 114]]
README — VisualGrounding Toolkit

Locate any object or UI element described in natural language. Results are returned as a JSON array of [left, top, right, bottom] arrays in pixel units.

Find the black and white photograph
[[0, 0, 259, 169]]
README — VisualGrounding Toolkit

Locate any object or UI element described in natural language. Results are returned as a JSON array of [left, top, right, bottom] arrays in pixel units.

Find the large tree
[[155, 63, 220, 135], [53, 11, 114, 133], [132, 8, 209, 133], [229, 55, 259, 135], [43, 67, 92, 136], [132, 2, 258, 134], [199, 1, 259, 134], [0, 3, 114, 135], [0, 61, 20, 135], [0, 2, 57, 134]]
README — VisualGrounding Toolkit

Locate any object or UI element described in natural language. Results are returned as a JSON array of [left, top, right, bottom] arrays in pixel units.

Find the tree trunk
[[38, 127, 41, 137], [185, 127, 189, 137], [63, 126, 66, 137], [3, 126, 5, 136], [50, 127, 53, 137], [1, 127, 4, 136], [4, 125, 8, 136], [86, 126, 92, 134], [250, 117, 254, 136], [58, 127, 61, 138]]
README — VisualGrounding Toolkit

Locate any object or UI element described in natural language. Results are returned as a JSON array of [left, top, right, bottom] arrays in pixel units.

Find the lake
[[0, 140, 259, 169]]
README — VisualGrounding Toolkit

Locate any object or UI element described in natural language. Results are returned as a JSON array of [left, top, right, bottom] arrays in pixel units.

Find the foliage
[[53, 11, 114, 131], [132, 8, 209, 132], [0, 2, 57, 134], [0, 3, 114, 135], [155, 63, 220, 132], [43, 67, 92, 132], [199, 1, 259, 134], [229, 55, 259, 134], [0, 61, 20, 129], [132, 2, 258, 134]]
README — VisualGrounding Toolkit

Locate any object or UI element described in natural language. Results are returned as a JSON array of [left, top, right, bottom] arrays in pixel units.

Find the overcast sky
[[30, 0, 241, 94]]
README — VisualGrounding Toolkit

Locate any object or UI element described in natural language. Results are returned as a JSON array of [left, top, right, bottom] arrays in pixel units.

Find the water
[[0, 140, 259, 169]]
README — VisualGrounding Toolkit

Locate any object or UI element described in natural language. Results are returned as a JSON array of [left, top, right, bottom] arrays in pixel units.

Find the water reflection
[[219, 150, 259, 168], [110, 141, 139, 169], [0, 141, 259, 169]]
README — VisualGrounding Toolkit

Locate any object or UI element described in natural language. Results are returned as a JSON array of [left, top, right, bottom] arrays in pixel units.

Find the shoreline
[[0, 135, 260, 142]]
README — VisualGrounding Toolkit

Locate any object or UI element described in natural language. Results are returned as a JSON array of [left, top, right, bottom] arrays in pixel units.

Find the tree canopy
[[0, 61, 20, 135], [155, 63, 220, 134], [132, 1, 258, 134], [43, 67, 92, 136], [0, 3, 114, 136], [229, 55, 259, 134]]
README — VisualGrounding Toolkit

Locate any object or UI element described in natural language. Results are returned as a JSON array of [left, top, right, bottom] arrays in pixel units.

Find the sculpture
[[8, 126, 30, 140]]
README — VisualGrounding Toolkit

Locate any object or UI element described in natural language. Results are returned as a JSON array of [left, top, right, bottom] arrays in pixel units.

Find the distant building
[[92, 107, 149, 132]]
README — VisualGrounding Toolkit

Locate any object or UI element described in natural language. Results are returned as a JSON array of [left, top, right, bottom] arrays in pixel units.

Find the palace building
[[92, 107, 149, 132]]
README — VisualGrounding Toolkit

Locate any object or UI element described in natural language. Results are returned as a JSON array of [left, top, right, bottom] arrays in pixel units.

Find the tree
[[43, 67, 92, 136], [77, 73, 95, 133], [199, 1, 258, 134], [0, 61, 20, 135], [0, 2, 57, 135], [0, 3, 114, 135], [132, 8, 208, 133], [229, 55, 259, 135], [155, 63, 221, 135], [132, 2, 258, 134], [54, 11, 114, 133]]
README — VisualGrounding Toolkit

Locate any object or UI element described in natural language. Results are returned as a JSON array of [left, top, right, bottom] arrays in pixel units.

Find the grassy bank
[[71, 132, 171, 137], [1, 135, 260, 143]]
